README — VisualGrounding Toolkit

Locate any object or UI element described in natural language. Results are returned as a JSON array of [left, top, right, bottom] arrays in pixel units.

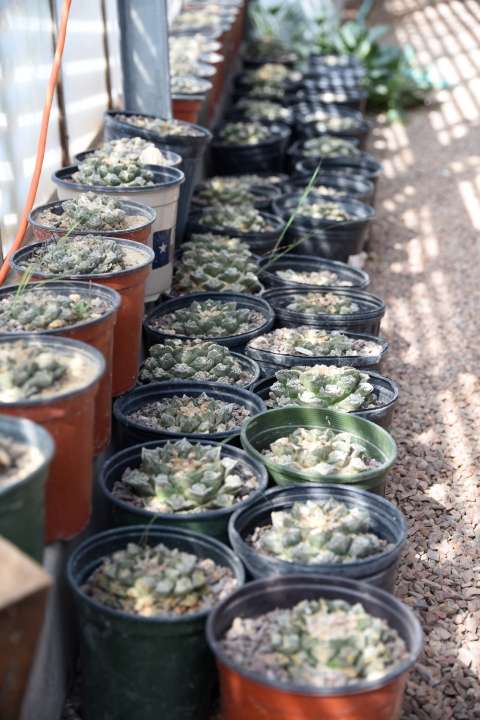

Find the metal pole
[[116, 0, 172, 118]]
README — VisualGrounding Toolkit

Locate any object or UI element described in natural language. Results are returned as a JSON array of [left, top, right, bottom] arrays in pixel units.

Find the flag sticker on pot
[[152, 229, 175, 269]]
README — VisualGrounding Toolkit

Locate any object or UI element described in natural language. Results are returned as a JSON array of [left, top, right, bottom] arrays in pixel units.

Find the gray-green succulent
[[286, 292, 360, 315], [91, 137, 170, 166], [115, 114, 204, 137], [196, 178, 256, 206], [26, 236, 125, 275], [235, 99, 291, 121], [302, 135, 360, 158], [263, 427, 381, 476], [0, 289, 106, 332], [72, 157, 154, 187], [0, 342, 66, 400], [119, 439, 258, 512], [199, 205, 267, 233], [164, 299, 252, 337], [267, 366, 378, 410], [296, 202, 354, 221], [248, 327, 382, 358], [60, 193, 127, 230], [275, 268, 352, 286], [173, 243, 261, 295], [303, 110, 359, 132], [218, 122, 272, 146]]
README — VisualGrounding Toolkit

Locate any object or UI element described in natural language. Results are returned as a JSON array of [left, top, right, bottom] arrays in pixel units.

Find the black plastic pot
[[287, 140, 368, 170], [113, 381, 267, 448], [272, 193, 374, 263], [287, 172, 375, 204], [206, 575, 422, 718], [186, 209, 285, 255], [251, 370, 398, 431], [137, 352, 261, 391], [98, 439, 269, 545], [242, 52, 298, 69], [0, 416, 54, 562], [210, 122, 291, 174], [224, 105, 295, 127], [229, 483, 406, 591], [191, 182, 282, 211], [144, 291, 275, 354], [308, 53, 366, 74], [245, 331, 389, 377], [231, 87, 295, 107], [257, 254, 369, 291], [296, 116, 373, 152], [73, 147, 183, 169], [264, 287, 385, 336], [67, 525, 244, 720], [294, 88, 368, 113], [103, 110, 212, 240], [294, 154, 383, 188]]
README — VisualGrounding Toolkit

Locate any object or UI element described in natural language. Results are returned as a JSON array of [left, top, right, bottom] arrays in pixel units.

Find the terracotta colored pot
[[206, 575, 423, 720], [0, 281, 121, 455], [0, 336, 105, 542], [172, 96, 204, 125], [9, 240, 155, 397], [28, 198, 156, 245]]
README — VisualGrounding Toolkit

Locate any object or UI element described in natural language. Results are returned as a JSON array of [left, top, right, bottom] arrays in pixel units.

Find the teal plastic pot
[[97, 439, 269, 544], [67, 525, 245, 720], [240, 407, 397, 495], [0, 416, 54, 562]]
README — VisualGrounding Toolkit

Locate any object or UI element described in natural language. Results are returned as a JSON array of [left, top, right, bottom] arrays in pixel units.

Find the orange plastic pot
[[0, 281, 120, 455], [206, 575, 422, 720], [28, 198, 156, 245], [172, 96, 203, 125], [0, 336, 105, 542], [9, 240, 155, 397]]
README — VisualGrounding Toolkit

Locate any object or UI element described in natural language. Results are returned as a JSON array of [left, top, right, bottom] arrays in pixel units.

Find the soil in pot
[[144, 292, 275, 354], [100, 438, 268, 544], [210, 121, 291, 174], [240, 406, 397, 495], [186, 208, 285, 255], [0, 416, 54, 562], [229, 483, 407, 591], [257, 254, 370, 291], [67, 525, 244, 720], [9, 237, 154, 397], [191, 176, 282, 212], [228, 98, 293, 124], [0, 337, 105, 541], [0, 280, 120, 455], [206, 575, 421, 720], [288, 172, 375, 205]]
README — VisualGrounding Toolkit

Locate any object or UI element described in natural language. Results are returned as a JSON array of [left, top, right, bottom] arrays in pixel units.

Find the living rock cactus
[[267, 366, 378, 410], [115, 114, 204, 137], [72, 156, 154, 188], [309, 186, 347, 198], [0, 342, 66, 401], [25, 236, 125, 275], [0, 433, 27, 475], [296, 202, 354, 222], [173, 243, 261, 295], [199, 205, 267, 233], [221, 598, 408, 687], [286, 292, 360, 315], [196, 178, 256, 206], [126, 392, 251, 434], [218, 122, 272, 146], [248, 84, 285, 99], [85, 542, 237, 617], [248, 327, 383, 357], [275, 268, 352, 286], [170, 74, 209, 94], [0, 289, 107, 332], [153, 299, 258, 338], [185, 232, 252, 253], [117, 439, 258, 512], [235, 99, 291, 122], [139, 339, 252, 386], [302, 135, 360, 158], [263, 427, 381, 476], [243, 63, 301, 85], [303, 110, 359, 132], [90, 137, 171, 166], [249, 497, 387, 563]]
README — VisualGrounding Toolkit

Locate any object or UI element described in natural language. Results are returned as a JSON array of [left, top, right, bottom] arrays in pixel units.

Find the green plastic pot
[[240, 407, 397, 495], [67, 525, 245, 720], [97, 439, 269, 545], [0, 416, 55, 562]]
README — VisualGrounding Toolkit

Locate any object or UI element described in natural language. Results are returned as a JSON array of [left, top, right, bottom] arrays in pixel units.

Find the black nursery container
[[98, 439, 269, 545], [228, 483, 407, 591], [186, 209, 285, 255], [191, 181, 282, 211], [245, 330, 389, 377], [67, 525, 244, 720], [251, 370, 399, 432], [296, 113, 373, 151], [294, 154, 384, 203], [143, 291, 275, 354], [257, 254, 370, 291], [294, 87, 368, 113], [264, 287, 386, 336], [113, 382, 267, 448], [288, 172, 375, 205], [103, 110, 212, 240], [210, 122, 291, 174]]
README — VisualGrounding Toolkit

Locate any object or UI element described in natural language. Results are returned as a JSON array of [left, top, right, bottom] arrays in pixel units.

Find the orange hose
[[0, 0, 72, 286]]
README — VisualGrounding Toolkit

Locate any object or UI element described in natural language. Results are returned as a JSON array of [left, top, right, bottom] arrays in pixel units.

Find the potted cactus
[[191, 177, 282, 210], [245, 326, 388, 377], [295, 87, 368, 113], [227, 98, 293, 124], [9, 236, 154, 397], [73, 136, 182, 168], [263, 288, 385, 336], [144, 292, 275, 354], [287, 136, 363, 172], [28, 192, 156, 245], [113, 381, 266, 448], [139, 339, 260, 390], [257, 254, 370, 291], [240, 406, 397, 495], [236, 63, 302, 89], [103, 110, 213, 242], [0, 336, 105, 541], [242, 37, 298, 67], [288, 172, 375, 205], [210, 120, 291, 175], [0, 280, 121, 455], [294, 106, 373, 150], [98, 438, 269, 543], [229, 484, 407, 591], [68, 525, 244, 720]]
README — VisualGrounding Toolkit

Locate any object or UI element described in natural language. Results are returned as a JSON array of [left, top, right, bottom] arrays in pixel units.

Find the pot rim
[[98, 437, 269, 522], [51, 164, 185, 195], [206, 573, 422, 696], [263, 287, 386, 321], [211, 121, 291, 149], [72, 147, 183, 168], [188, 209, 286, 238], [104, 109, 213, 142], [0, 416, 55, 496], [257, 254, 370, 290]]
